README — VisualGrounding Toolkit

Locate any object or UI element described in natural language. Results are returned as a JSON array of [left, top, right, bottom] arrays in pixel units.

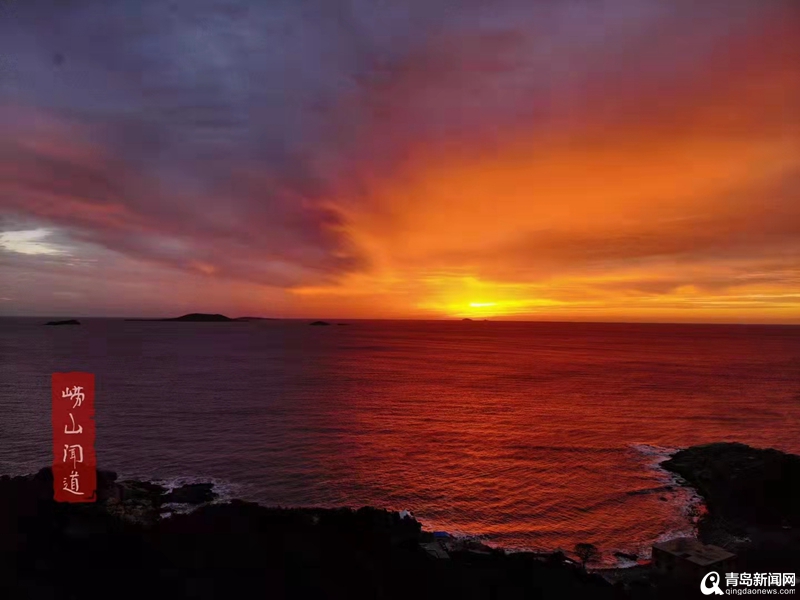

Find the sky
[[0, 0, 798, 321]]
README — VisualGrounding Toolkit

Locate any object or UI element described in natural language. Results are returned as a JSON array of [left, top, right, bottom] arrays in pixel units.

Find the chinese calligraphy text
[[52, 372, 96, 502]]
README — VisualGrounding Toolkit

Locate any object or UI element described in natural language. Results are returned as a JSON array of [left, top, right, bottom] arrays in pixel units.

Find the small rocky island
[[44, 319, 81, 326], [126, 314, 278, 322], [126, 313, 241, 322], [159, 313, 238, 322], [309, 320, 331, 326], [163, 313, 233, 322]]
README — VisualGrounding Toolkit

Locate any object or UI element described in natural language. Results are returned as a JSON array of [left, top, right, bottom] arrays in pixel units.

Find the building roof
[[421, 542, 450, 560], [653, 537, 735, 566]]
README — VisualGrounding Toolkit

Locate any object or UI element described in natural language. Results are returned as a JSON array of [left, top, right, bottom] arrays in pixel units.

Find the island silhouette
[[125, 313, 276, 322], [44, 319, 81, 326]]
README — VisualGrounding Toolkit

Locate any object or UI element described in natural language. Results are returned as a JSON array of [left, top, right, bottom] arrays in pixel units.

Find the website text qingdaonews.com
[[725, 589, 796, 595]]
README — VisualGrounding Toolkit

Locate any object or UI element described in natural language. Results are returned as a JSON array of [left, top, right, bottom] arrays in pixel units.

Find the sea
[[1, 318, 799, 566]]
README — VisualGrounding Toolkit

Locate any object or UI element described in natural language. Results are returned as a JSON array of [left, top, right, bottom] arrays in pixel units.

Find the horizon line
[[2, 314, 800, 327]]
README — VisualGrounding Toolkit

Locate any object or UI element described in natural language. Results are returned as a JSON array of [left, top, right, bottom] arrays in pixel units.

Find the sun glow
[[425, 298, 566, 319], [281, 12, 800, 324], [410, 276, 567, 318]]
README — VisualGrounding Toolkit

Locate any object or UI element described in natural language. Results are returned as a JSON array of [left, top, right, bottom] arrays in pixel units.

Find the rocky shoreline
[[660, 442, 800, 572], [2, 442, 797, 599], [588, 443, 800, 598], [0, 468, 619, 599]]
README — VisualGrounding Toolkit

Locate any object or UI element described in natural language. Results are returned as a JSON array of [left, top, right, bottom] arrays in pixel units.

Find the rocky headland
[[660, 442, 800, 571]]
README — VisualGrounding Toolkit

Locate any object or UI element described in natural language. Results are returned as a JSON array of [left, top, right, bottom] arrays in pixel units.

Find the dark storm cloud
[[3, 0, 536, 285], [0, 0, 422, 284]]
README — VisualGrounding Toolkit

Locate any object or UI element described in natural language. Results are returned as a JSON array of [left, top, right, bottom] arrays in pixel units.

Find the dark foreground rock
[[0, 467, 620, 600], [613, 551, 638, 562], [662, 442, 800, 529], [163, 482, 217, 504], [660, 442, 800, 572], [44, 319, 80, 325]]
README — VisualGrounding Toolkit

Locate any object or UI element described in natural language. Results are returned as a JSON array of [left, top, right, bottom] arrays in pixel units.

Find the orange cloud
[[291, 8, 800, 322]]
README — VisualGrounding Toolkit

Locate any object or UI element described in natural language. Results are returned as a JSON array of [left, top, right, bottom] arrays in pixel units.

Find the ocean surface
[[2, 318, 799, 565]]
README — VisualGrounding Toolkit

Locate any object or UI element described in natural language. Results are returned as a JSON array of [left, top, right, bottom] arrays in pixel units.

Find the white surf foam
[[146, 475, 241, 519], [628, 443, 707, 560]]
